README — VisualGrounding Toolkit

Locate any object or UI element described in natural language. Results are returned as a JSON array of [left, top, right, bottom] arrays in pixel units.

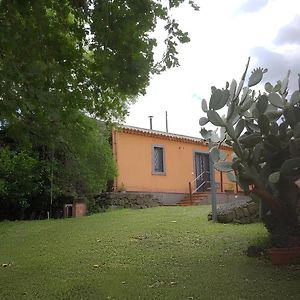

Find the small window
[[152, 145, 166, 175]]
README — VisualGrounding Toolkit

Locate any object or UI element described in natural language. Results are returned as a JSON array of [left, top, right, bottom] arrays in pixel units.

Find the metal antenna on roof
[[165, 111, 169, 133], [148, 116, 153, 130]]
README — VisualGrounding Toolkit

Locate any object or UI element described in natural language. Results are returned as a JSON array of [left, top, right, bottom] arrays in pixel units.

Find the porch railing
[[188, 171, 242, 204], [188, 171, 210, 205]]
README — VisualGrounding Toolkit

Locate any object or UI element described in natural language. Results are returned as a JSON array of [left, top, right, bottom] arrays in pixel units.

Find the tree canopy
[[0, 0, 199, 133], [0, 0, 199, 219]]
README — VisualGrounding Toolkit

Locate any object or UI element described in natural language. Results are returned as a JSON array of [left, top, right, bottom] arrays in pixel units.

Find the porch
[[177, 171, 246, 206]]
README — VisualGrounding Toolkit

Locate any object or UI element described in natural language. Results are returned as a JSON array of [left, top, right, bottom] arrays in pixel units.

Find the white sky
[[125, 0, 300, 137]]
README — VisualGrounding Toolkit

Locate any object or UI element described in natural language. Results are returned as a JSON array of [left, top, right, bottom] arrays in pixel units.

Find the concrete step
[[177, 192, 209, 206]]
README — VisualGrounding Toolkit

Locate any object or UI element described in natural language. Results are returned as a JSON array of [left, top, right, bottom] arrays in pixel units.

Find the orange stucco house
[[112, 125, 236, 205]]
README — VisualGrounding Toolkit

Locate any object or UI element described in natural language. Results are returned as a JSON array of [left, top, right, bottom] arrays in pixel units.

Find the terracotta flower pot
[[269, 247, 300, 265]]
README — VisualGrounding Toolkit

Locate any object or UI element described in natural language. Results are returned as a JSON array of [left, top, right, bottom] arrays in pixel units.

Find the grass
[[0, 206, 299, 300]]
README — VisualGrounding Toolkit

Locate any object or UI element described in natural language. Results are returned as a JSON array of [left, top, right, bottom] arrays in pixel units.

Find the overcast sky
[[125, 0, 300, 137]]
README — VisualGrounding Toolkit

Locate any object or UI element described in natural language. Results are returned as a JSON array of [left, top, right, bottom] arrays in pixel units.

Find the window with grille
[[152, 145, 166, 175]]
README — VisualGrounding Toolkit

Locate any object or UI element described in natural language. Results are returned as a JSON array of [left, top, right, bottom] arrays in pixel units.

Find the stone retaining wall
[[208, 199, 259, 224], [95, 192, 161, 209]]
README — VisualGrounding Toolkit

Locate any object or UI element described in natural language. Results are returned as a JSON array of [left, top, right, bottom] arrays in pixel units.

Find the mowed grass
[[0, 206, 299, 300]]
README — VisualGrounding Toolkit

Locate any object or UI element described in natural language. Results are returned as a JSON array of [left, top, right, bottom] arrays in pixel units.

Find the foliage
[[51, 114, 117, 198], [200, 57, 300, 247], [0, 0, 198, 219], [0, 0, 199, 132], [0, 115, 117, 220], [0, 148, 45, 219]]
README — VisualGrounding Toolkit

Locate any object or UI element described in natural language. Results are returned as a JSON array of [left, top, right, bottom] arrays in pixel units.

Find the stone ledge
[[208, 199, 259, 224]]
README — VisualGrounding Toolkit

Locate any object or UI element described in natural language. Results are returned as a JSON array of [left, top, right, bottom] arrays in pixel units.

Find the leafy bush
[[0, 148, 43, 219], [51, 115, 117, 198], [0, 115, 117, 220]]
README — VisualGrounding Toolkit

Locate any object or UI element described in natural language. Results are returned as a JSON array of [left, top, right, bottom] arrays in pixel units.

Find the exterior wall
[[113, 129, 233, 194]]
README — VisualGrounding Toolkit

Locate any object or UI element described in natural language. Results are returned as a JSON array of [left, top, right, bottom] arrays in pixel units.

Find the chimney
[[148, 116, 153, 130]]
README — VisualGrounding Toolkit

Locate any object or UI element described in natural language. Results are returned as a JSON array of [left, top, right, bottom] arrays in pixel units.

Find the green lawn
[[0, 206, 299, 300]]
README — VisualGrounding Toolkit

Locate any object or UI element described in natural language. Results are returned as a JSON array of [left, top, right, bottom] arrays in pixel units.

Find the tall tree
[[0, 0, 199, 218], [0, 0, 199, 139]]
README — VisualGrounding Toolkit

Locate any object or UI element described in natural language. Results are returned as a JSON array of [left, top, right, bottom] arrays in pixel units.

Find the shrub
[[0, 148, 43, 219]]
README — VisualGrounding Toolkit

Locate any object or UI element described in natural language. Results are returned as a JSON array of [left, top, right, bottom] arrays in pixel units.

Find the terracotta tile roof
[[115, 125, 232, 150], [116, 124, 208, 145]]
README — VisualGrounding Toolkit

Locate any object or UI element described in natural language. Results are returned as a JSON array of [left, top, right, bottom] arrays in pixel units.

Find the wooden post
[[189, 182, 192, 205]]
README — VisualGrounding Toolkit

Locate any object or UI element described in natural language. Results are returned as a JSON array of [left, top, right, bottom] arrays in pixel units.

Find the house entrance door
[[194, 152, 210, 192]]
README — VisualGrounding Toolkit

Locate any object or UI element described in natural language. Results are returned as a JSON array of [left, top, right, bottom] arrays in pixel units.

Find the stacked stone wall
[[208, 199, 259, 224], [95, 192, 161, 209]]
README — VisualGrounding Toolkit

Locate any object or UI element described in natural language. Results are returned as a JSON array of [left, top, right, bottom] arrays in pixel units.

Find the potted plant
[[268, 246, 300, 265], [200, 57, 300, 264]]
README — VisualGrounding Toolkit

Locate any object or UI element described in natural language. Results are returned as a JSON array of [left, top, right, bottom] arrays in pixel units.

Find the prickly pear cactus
[[200, 57, 300, 246]]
